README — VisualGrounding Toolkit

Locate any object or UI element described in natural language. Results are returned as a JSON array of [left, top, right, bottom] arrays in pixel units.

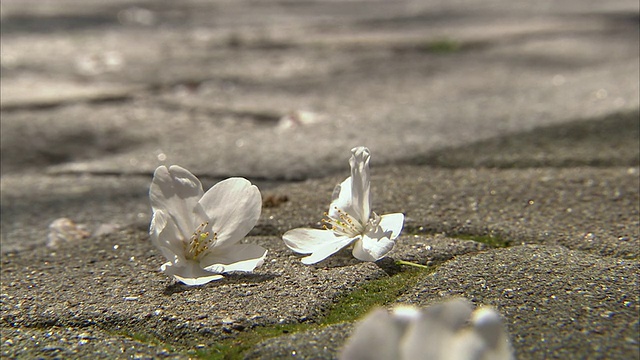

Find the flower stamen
[[321, 207, 365, 237], [185, 221, 218, 260]]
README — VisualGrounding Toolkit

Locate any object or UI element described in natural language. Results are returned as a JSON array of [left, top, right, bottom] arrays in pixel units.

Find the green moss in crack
[[426, 39, 461, 53], [193, 322, 309, 360], [320, 268, 431, 325], [194, 267, 432, 359]]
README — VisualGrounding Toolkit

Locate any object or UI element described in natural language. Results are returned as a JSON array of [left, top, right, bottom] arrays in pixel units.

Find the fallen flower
[[283, 146, 404, 264], [340, 299, 514, 360], [149, 165, 267, 285], [46, 218, 91, 248]]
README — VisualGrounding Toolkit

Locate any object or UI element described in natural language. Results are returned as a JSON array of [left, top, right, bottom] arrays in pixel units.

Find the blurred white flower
[[149, 165, 267, 285], [340, 299, 514, 360], [283, 146, 404, 264], [276, 110, 323, 131], [46, 218, 90, 248]]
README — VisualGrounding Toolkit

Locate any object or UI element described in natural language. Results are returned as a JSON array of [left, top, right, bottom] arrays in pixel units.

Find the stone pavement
[[1, 0, 639, 359]]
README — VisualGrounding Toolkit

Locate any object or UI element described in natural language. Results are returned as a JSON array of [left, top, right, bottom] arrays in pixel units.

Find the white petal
[[149, 210, 186, 262], [328, 177, 356, 219], [283, 228, 324, 254], [443, 330, 487, 360], [446, 305, 514, 360], [402, 299, 473, 360], [348, 146, 371, 224], [470, 307, 514, 360], [352, 233, 395, 262], [378, 213, 405, 240], [339, 308, 403, 360], [149, 165, 204, 237], [328, 146, 372, 225], [161, 261, 224, 286], [201, 244, 268, 272], [391, 305, 422, 331], [301, 235, 356, 264], [198, 177, 262, 248], [282, 228, 355, 264]]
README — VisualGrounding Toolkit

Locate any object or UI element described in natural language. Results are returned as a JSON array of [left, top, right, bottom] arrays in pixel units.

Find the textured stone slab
[[260, 165, 639, 259], [245, 323, 354, 360], [0, 0, 638, 358], [0, 174, 151, 253], [2, 0, 637, 179], [0, 228, 486, 358], [3, 165, 638, 258], [0, 231, 379, 350], [1, 326, 186, 360], [398, 245, 640, 360], [0, 77, 143, 110], [248, 245, 639, 360]]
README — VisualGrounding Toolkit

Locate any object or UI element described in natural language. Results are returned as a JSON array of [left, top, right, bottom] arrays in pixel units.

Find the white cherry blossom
[[340, 299, 515, 360], [149, 165, 267, 285], [283, 146, 404, 264]]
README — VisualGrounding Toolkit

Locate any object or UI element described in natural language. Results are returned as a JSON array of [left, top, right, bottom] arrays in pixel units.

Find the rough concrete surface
[[1, 0, 638, 359]]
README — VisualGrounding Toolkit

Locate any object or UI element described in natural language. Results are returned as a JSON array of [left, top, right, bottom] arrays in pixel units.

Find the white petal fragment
[[202, 244, 268, 272], [198, 177, 262, 248], [301, 235, 356, 265], [283, 228, 355, 264], [340, 308, 403, 360], [161, 261, 225, 286], [341, 300, 514, 360], [329, 177, 354, 219], [378, 213, 405, 240], [282, 228, 355, 265], [352, 234, 395, 262], [351, 212, 404, 261], [282, 228, 328, 254], [348, 146, 371, 224], [173, 273, 225, 286], [470, 307, 515, 360]]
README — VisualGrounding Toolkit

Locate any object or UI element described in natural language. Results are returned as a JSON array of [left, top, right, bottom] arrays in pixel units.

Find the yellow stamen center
[[322, 207, 365, 238], [185, 221, 218, 260]]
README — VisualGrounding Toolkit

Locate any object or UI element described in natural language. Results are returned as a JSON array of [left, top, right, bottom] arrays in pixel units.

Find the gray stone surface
[[1, 231, 378, 344], [245, 323, 354, 360], [260, 165, 640, 259], [1, 229, 487, 359], [2, 0, 639, 179], [1, 0, 638, 359], [397, 245, 640, 359], [248, 246, 639, 359]]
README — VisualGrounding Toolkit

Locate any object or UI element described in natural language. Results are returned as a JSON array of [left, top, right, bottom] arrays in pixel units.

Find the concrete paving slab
[[1, 325, 186, 360], [2, 0, 638, 180], [0, 230, 382, 351], [2, 164, 637, 256], [245, 322, 354, 360], [0, 227, 485, 358], [1, 162, 638, 357], [1, 0, 638, 358], [1, 174, 151, 253], [398, 245, 640, 359], [247, 245, 639, 360], [260, 164, 639, 259]]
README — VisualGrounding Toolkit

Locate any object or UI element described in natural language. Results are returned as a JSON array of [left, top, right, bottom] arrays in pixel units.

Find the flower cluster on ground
[[146, 148, 514, 357], [148, 146, 404, 285]]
